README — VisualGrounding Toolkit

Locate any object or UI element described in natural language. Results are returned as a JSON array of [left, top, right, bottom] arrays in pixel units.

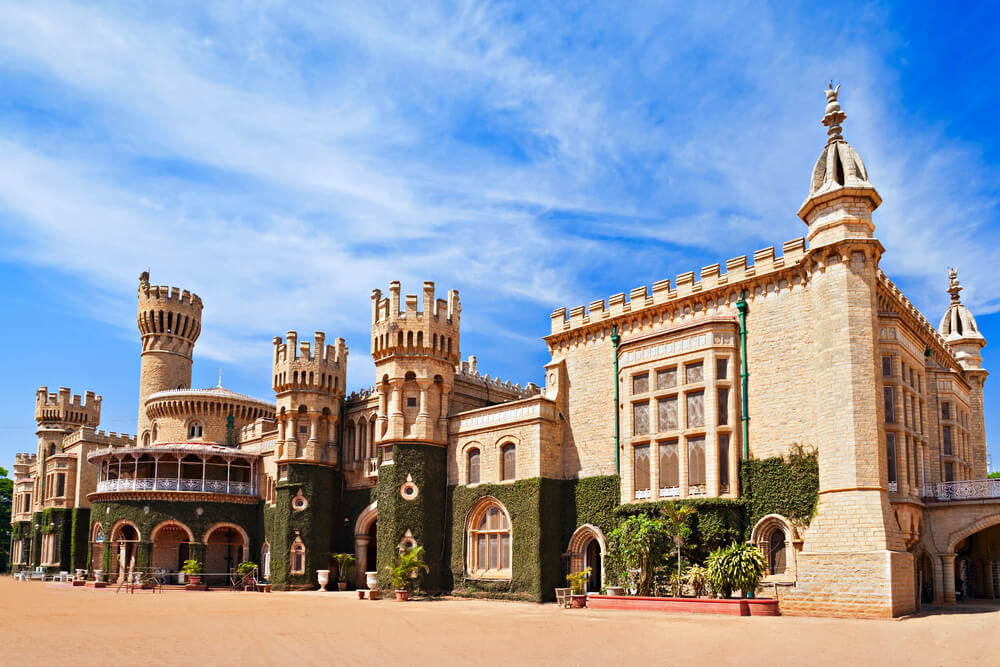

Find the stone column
[[308, 413, 320, 445], [941, 553, 957, 604], [376, 389, 388, 440], [416, 378, 434, 440], [437, 384, 451, 442], [355, 535, 370, 588], [388, 379, 405, 440]]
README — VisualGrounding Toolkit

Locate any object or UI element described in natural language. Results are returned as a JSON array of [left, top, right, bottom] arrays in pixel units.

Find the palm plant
[[566, 567, 592, 595], [685, 564, 709, 598], [329, 553, 358, 583], [658, 503, 696, 580], [706, 542, 766, 598], [388, 546, 429, 592]]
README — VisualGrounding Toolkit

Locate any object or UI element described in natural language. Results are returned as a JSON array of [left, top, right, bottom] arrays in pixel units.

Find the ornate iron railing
[[659, 487, 679, 498], [96, 478, 255, 496], [934, 479, 1000, 501], [635, 489, 651, 500]]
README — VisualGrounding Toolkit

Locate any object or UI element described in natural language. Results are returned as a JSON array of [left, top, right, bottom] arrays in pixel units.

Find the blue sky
[[1, 1, 998, 475]]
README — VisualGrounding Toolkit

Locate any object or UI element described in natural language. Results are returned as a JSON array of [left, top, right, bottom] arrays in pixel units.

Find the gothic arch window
[[152, 423, 158, 443], [501, 443, 516, 481], [261, 543, 271, 579], [188, 421, 203, 439], [49, 443, 56, 456], [467, 448, 481, 485], [751, 514, 794, 579], [466, 498, 511, 578], [142, 432, 150, 447], [290, 538, 306, 575], [768, 527, 786, 575]]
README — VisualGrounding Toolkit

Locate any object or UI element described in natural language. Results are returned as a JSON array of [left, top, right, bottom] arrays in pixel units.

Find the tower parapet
[[136, 271, 203, 437], [272, 331, 347, 465], [34, 386, 101, 426], [370, 281, 460, 447]]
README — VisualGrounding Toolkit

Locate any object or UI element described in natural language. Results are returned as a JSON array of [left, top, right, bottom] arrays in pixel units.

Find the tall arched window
[[49, 443, 56, 456], [290, 539, 306, 575], [152, 423, 158, 443], [467, 499, 511, 577], [501, 443, 516, 481], [768, 527, 786, 575], [467, 448, 480, 485], [188, 422, 203, 438], [261, 543, 271, 578], [142, 432, 151, 447]]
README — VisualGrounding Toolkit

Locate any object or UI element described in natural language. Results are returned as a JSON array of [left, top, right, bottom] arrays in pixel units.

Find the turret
[[797, 84, 882, 247], [33, 386, 101, 512], [370, 281, 460, 447], [136, 271, 203, 438], [272, 331, 347, 465]]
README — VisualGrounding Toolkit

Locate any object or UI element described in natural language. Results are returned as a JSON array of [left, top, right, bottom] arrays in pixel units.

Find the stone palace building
[[9, 87, 997, 617]]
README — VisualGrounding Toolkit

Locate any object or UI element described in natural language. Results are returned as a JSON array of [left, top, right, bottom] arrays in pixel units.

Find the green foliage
[[606, 514, 671, 596], [70, 508, 90, 570], [329, 553, 357, 582], [181, 559, 202, 574], [706, 542, 766, 598], [617, 498, 745, 565], [388, 546, 429, 591], [686, 564, 709, 597], [237, 561, 257, 575], [989, 471, 1000, 479], [566, 567, 591, 595], [740, 446, 819, 534]]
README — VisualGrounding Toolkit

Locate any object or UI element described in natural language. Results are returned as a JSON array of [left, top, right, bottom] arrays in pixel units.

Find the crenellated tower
[[371, 280, 461, 448], [370, 280, 460, 592], [136, 271, 203, 438], [272, 331, 347, 465], [33, 386, 101, 512]]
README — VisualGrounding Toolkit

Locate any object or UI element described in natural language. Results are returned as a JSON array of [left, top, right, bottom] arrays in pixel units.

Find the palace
[[8, 87, 997, 617]]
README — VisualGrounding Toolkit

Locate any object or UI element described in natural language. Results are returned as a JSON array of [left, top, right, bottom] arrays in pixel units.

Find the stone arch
[[109, 519, 141, 542], [464, 496, 513, 576], [751, 514, 796, 581], [151, 520, 194, 544], [353, 501, 378, 586], [946, 512, 1000, 553], [202, 521, 250, 549], [567, 524, 608, 592], [203, 522, 250, 584], [151, 520, 194, 580]]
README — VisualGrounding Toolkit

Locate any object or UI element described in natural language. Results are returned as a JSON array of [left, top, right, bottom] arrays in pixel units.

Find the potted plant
[[566, 567, 592, 608], [686, 564, 709, 598], [181, 559, 203, 586], [706, 542, 765, 599], [329, 553, 357, 591], [388, 546, 429, 601], [237, 561, 257, 589]]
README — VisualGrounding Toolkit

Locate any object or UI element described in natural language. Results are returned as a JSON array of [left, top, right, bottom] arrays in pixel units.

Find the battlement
[[137, 271, 203, 344], [34, 386, 101, 425], [63, 426, 137, 449], [455, 355, 539, 399], [549, 237, 810, 336], [346, 386, 377, 403], [15, 453, 37, 466], [138, 271, 203, 308], [272, 331, 348, 395], [371, 281, 461, 364]]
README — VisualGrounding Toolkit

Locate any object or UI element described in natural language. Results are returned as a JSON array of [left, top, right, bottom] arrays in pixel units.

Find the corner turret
[[938, 268, 987, 372], [272, 331, 347, 465]]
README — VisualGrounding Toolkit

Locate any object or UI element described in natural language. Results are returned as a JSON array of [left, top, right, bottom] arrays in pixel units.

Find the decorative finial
[[822, 82, 846, 144], [218, 368, 224, 387], [947, 267, 962, 304]]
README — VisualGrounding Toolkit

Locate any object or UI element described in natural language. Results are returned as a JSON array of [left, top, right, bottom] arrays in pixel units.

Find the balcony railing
[[935, 479, 1000, 501], [95, 478, 254, 496]]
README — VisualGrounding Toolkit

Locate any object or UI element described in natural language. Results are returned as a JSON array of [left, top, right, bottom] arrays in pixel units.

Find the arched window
[[467, 499, 511, 577], [501, 443, 516, 481], [290, 539, 306, 574], [142, 432, 150, 447], [467, 448, 480, 485], [261, 543, 271, 579], [188, 421, 203, 439], [768, 527, 786, 575], [49, 443, 56, 456]]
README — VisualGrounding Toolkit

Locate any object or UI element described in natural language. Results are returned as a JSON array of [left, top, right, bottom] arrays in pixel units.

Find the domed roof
[[938, 269, 985, 343], [798, 84, 881, 220]]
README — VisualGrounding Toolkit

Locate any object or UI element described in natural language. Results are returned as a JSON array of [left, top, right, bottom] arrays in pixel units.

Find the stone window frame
[[500, 442, 516, 482], [465, 496, 513, 580], [290, 538, 306, 575], [186, 418, 204, 440], [751, 514, 798, 584]]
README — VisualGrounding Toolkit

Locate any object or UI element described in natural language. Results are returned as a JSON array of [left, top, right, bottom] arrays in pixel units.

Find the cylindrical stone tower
[[136, 271, 203, 439]]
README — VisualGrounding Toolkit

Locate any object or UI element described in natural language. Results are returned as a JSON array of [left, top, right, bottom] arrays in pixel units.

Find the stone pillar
[[437, 385, 451, 442], [388, 380, 404, 440], [355, 535, 370, 588], [415, 378, 433, 439], [376, 389, 388, 441], [308, 413, 320, 445], [941, 553, 957, 604]]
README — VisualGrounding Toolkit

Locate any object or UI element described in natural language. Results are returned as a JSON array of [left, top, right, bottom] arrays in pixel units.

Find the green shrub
[[706, 542, 765, 598], [606, 514, 671, 596]]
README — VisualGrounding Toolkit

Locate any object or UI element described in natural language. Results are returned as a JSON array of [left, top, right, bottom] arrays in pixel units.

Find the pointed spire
[[947, 267, 963, 304], [218, 368, 224, 387], [822, 82, 846, 144]]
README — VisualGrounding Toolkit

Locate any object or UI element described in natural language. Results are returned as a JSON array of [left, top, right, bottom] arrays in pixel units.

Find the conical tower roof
[[938, 268, 985, 343]]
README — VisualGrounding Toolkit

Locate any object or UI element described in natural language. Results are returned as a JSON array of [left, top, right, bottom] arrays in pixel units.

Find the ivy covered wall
[[739, 447, 819, 534], [264, 463, 339, 590]]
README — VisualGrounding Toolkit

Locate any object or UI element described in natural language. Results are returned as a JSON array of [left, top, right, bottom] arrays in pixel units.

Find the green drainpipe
[[736, 290, 750, 459], [611, 324, 621, 475]]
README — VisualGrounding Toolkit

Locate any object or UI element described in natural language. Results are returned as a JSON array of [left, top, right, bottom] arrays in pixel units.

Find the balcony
[[934, 479, 1000, 501], [95, 478, 254, 496]]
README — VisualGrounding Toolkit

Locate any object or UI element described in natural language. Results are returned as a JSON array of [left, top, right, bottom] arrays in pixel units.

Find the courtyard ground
[[1, 578, 997, 666]]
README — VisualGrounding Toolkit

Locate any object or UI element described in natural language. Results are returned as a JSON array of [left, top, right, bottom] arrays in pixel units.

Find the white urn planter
[[75, 569, 86, 580], [365, 571, 378, 590], [317, 569, 330, 590], [93, 569, 103, 582], [177, 572, 186, 584]]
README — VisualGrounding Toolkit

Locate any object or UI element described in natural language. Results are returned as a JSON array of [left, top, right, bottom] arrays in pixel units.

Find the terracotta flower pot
[[358, 590, 367, 599], [571, 594, 587, 608], [189, 575, 202, 585], [395, 590, 409, 601], [605, 586, 625, 596], [338, 581, 348, 591]]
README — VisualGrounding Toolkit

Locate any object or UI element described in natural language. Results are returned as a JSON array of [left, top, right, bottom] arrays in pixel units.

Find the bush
[[686, 564, 709, 598], [388, 546, 429, 592], [706, 542, 765, 598], [606, 514, 671, 596]]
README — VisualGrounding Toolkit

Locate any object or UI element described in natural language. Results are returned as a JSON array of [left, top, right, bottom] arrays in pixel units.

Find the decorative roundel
[[292, 489, 308, 511], [143, 506, 150, 514], [400, 473, 419, 501], [195, 507, 204, 517]]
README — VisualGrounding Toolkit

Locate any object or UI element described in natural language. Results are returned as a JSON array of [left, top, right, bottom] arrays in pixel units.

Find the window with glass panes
[[659, 440, 678, 489], [687, 436, 706, 487], [468, 502, 511, 575]]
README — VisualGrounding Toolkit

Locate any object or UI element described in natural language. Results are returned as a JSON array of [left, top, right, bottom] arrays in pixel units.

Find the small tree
[[607, 514, 671, 596], [658, 503, 697, 580], [329, 553, 358, 583]]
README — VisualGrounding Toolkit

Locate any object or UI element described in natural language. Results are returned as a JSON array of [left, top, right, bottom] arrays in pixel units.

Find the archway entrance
[[366, 520, 377, 572], [205, 525, 246, 586], [152, 523, 192, 584], [567, 524, 608, 593], [354, 501, 378, 587], [110, 523, 140, 582], [946, 517, 1000, 601], [584, 538, 601, 592], [917, 552, 934, 605]]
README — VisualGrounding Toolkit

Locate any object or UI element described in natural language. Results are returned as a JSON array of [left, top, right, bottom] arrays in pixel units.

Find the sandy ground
[[1, 579, 998, 666]]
